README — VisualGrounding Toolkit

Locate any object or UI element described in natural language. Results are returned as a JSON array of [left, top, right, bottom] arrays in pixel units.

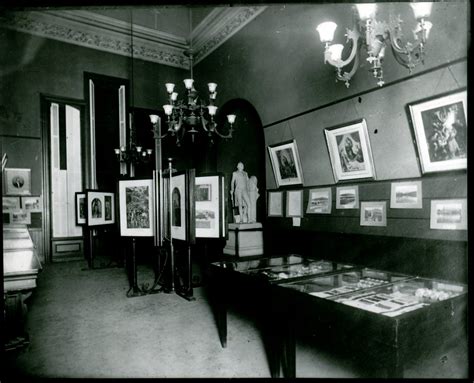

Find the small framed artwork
[[430, 199, 467, 230], [306, 187, 332, 214], [408, 89, 467, 174], [268, 140, 304, 187], [195, 174, 224, 239], [10, 210, 31, 225], [21, 196, 42, 212], [390, 181, 422, 209], [75, 192, 87, 225], [360, 201, 387, 227], [86, 190, 116, 227], [286, 190, 303, 217], [3, 196, 20, 212], [4, 168, 31, 195], [119, 179, 154, 237], [324, 119, 376, 182], [336, 186, 359, 209], [268, 191, 284, 217]]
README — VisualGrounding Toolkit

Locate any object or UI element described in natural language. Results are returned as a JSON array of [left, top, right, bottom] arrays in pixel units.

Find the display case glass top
[[212, 254, 306, 272]]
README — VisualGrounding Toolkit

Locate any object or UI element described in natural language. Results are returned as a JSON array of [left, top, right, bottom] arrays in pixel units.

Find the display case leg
[[387, 348, 404, 378], [281, 321, 296, 378], [126, 238, 145, 298]]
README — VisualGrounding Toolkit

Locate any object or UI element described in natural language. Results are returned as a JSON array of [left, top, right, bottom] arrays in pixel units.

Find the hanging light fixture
[[149, 9, 236, 146], [316, 2, 433, 87]]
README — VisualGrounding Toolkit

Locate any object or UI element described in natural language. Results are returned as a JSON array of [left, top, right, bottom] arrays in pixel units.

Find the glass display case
[[212, 254, 307, 273]]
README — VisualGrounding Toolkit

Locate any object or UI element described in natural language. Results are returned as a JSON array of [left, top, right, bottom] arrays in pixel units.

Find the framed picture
[[195, 174, 224, 239], [286, 189, 303, 217], [408, 89, 467, 174], [336, 186, 359, 209], [324, 119, 376, 182], [430, 199, 467, 230], [360, 201, 387, 227], [268, 191, 284, 217], [306, 187, 332, 214], [119, 179, 154, 237], [86, 190, 115, 227], [21, 196, 42, 212], [3, 196, 20, 212], [268, 140, 304, 187], [4, 168, 31, 195], [10, 210, 31, 225], [390, 181, 422, 209], [75, 192, 87, 225]]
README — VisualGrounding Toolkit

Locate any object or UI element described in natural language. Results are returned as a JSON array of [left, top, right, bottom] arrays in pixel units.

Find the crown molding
[[0, 6, 267, 69]]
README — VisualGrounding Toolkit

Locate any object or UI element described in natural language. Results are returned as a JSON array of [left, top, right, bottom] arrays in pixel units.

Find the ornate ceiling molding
[[0, 6, 267, 69]]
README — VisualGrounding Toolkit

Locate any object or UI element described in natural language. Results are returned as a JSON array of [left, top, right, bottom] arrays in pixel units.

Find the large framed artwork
[[267, 191, 284, 217], [75, 192, 87, 225], [4, 168, 31, 195], [430, 199, 467, 230], [408, 89, 467, 174], [119, 179, 154, 237], [195, 174, 224, 239], [336, 185, 359, 209], [390, 181, 422, 209], [306, 187, 332, 214], [3, 196, 20, 212], [286, 189, 303, 217], [268, 140, 304, 187], [324, 119, 376, 182], [360, 201, 387, 227], [86, 190, 116, 227], [21, 196, 43, 212]]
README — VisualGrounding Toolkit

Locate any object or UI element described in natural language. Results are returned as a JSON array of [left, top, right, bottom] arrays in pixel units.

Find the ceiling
[[0, 6, 267, 69]]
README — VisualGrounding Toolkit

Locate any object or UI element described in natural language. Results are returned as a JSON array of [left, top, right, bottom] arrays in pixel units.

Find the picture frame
[[267, 191, 284, 217], [286, 189, 303, 217], [119, 179, 154, 237], [408, 89, 467, 174], [10, 210, 31, 225], [3, 196, 21, 212], [430, 199, 467, 230], [306, 187, 332, 214], [4, 168, 32, 195], [195, 173, 224, 239], [360, 201, 387, 227], [267, 139, 304, 188], [75, 192, 87, 225], [390, 181, 423, 209], [324, 119, 376, 182], [21, 195, 43, 212], [86, 190, 116, 227], [336, 185, 359, 209]]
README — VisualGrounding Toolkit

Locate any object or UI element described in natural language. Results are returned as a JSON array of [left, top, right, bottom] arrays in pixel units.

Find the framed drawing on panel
[[268, 140, 304, 187], [86, 190, 116, 227], [75, 192, 86, 225], [268, 191, 283, 217], [408, 89, 467, 174], [4, 168, 31, 195], [306, 187, 332, 214], [430, 199, 467, 230], [119, 179, 154, 237], [3, 196, 20, 212], [286, 190, 303, 217], [21, 196, 43, 212], [360, 201, 386, 227], [390, 181, 422, 209], [336, 186, 359, 209], [10, 210, 31, 225], [324, 119, 376, 182], [195, 174, 224, 238]]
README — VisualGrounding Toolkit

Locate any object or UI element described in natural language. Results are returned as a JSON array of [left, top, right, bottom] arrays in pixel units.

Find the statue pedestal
[[223, 223, 263, 257]]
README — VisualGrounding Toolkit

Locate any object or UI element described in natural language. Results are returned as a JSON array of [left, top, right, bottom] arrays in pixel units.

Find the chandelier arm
[[335, 49, 360, 85], [213, 128, 232, 139], [390, 44, 421, 70], [200, 111, 210, 132], [325, 28, 360, 69]]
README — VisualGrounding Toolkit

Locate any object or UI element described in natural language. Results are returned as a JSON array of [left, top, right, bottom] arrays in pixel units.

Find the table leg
[[282, 322, 296, 378]]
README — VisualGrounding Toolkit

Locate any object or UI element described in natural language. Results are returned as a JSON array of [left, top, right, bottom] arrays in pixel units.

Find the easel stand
[[83, 227, 122, 271], [126, 238, 146, 297]]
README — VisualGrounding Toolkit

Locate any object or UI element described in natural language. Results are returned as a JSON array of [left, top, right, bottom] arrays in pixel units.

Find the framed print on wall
[[4, 168, 31, 195], [360, 201, 387, 227], [409, 89, 467, 174], [119, 179, 154, 237], [430, 199, 467, 230], [3, 196, 20, 212], [86, 190, 116, 227], [267, 191, 284, 217], [390, 181, 422, 209], [306, 187, 332, 214], [10, 210, 31, 225], [286, 189, 303, 217], [75, 192, 87, 225], [336, 185, 359, 209], [268, 140, 304, 187], [21, 196, 43, 212], [324, 119, 376, 182]]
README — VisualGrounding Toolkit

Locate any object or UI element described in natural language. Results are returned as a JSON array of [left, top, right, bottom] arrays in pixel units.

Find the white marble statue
[[247, 175, 259, 223], [230, 162, 251, 223]]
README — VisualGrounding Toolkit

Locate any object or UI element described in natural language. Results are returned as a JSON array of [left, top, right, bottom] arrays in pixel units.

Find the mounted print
[[336, 186, 359, 209], [360, 201, 387, 227], [75, 192, 87, 225], [195, 174, 224, 238], [4, 168, 31, 195], [86, 190, 116, 227], [409, 89, 467, 174], [268, 140, 304, 187], [390, 181, 422, 209], [325, 119, 376, 182], [21, 196, 43, 212], [430, 199, 467, 230], [286, 190, 303, 217], [306, 187, 332, 214], [10, 210, 31, 225], [268, 191, 284, 217], [3, 196, 20, 212], [119, 179, 154, 237]]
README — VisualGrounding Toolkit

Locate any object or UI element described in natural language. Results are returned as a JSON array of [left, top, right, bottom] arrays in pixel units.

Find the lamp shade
[[227, 114, 236, 124], [163, 104, 173, 115], [171, 92, 178, 101], [355, 3, 377, 21], [165, 83, 175, 93], [328, 44, 344, 62], [316, 21, 337, 43], [208, 105, 218, 116], [149, 114, 159, 124], [183, 79, 194, 89], [410, 2, 433, 19], [208, 83, 217, 93]]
